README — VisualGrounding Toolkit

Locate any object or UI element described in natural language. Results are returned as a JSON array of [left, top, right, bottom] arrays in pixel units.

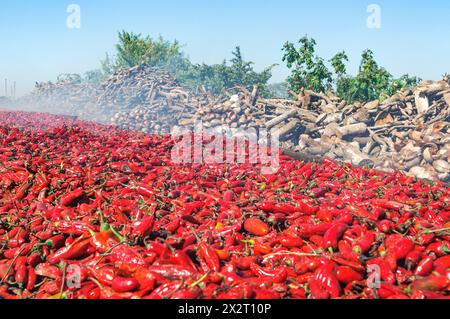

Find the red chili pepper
[[170, 286, 202, 299], [56, 220, 94, 235], [197, 242, 220, 272], [47, 238, 91, 264], [144, 281, 183, 299], [177, 202, 205, 215], [136, 183, 156, 198], [416, 233, 435, 246], [371, 199, 406, 211], [43, 234, 66, 249], [377, 283, 408, 299], [410, 290, 447, 299], [250, 263, 287, 283], [412, 276, 450, 292], [13, 179, 32, 201], [378, 220, 394, 233], [171, 251, 198, 272], [336, 266, 363, 284], [352, 231, 376, 255], [89, 228, 119, 253], [297, 222, 331, 238], [254, 288, 281, 299], [256, 201, 278, 214], [14, 264, 28, 288], [433, 255, 450, 274], [243, 218, 270, 236], [393, 237, 415, 260], [35, 263, 62, 279], [131, 216, 154, 238], [294, 201, 318, 215], [309, 186, 329, 198], [331, 256, 365, 272], [426, 241, 450, 257], [110, 244, 146, 273], [414, 255, 434, 277], [59, 188, 84, 207], [313, 261, 341, 298], [87, 265, 116, 286], [405, 250, 423, 270], [26, 266, 37, 291], [322, 223, 348, 252], [337, 240, 361, 263], [295, 272, 314, 284], [309, 277, 330, 299], [366, 257, 396, 284], [278, 235, 303, 248], [111, 277, 139, 293], [163, 217, 180, 234]]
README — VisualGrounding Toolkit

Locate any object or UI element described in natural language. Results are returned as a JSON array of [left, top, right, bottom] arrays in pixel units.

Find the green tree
[[387, 74, 422, 96], [172, 46, 275, 96], [102, 31, 184, 72], [282, 36, 333, 93], [283, 36, 421, 103], [335, 50, 421, 103], [228, 47, 275, 96]]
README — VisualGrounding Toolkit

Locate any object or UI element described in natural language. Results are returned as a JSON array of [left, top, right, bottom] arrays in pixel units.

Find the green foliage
[[108, 31, 183, 71], [173, 47, 275, 96], [336, 50, 421, 103], [330, 51, 348, 77], [98, 32, 274, 96], [283, 36, 421, 103], [388, 74, 422, 95], [282, 37, 332, 93]]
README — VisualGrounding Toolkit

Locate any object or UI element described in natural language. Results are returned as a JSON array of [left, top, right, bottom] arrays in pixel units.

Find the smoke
[[3, 75, 122, 125]]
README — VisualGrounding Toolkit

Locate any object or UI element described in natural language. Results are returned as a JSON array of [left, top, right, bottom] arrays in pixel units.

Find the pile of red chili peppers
[[0, 110, 449, 299]]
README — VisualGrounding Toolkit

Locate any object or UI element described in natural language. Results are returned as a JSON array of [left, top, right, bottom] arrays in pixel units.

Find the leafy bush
[[283, 36, 421, 102], [102, 31, 183, 72]]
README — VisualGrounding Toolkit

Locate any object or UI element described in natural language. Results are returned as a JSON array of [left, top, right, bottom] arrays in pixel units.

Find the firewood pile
[[109, 65, 215, 133], [272, 80, 450, 182], [14, 65, 450, 182], [19, 65, 216, 125], [169, 80, 450, 182]]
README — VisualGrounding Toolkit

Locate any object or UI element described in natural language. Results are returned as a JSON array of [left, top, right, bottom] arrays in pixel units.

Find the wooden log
[[275, 119, 300, 138], [338, 123, 368, 137], [297, 109, 318, 122], [282, 149, 323, 163], [341, 143, 372, 166], [265, 109, 298, 129], [415, 91, 430, 114], [304, 89, 333, 105], [250, 85, 259, 106]]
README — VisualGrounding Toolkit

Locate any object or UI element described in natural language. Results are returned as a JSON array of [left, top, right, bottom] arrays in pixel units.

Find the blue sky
[[1, 0, 449, 96]]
